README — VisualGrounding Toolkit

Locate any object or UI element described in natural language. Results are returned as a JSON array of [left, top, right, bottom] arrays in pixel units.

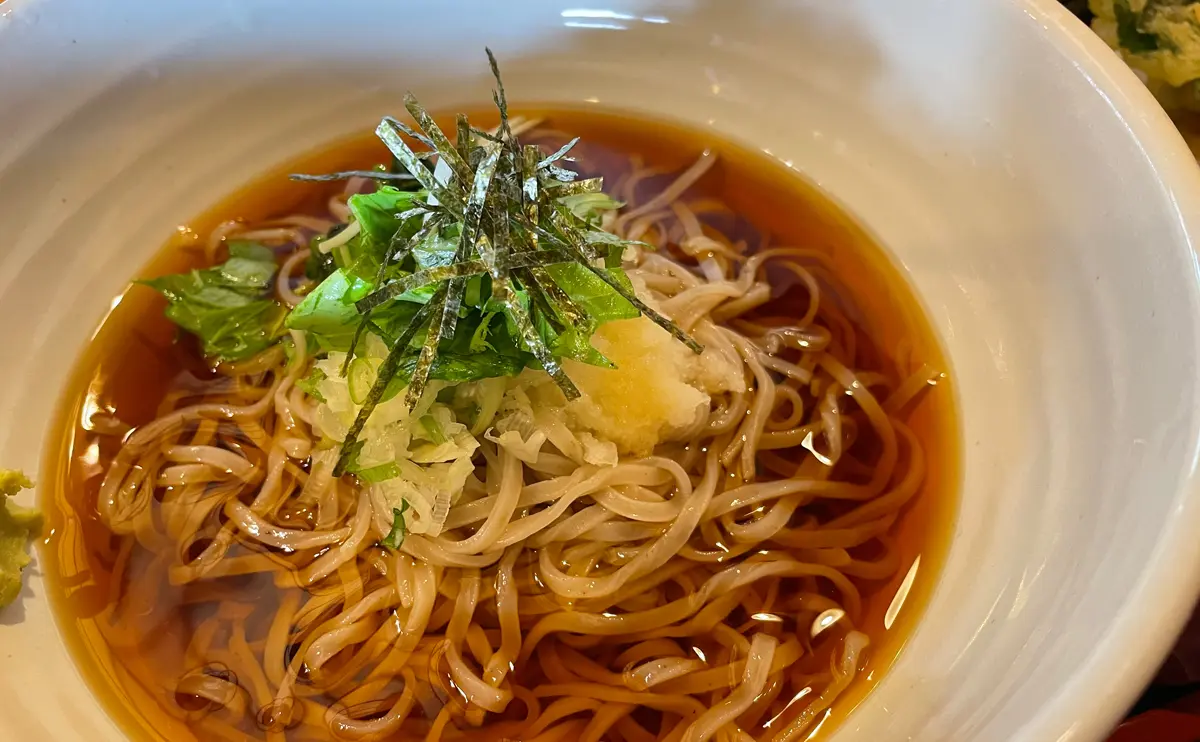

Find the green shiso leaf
[[348, 187, 421, 248], [141, 241, 287, 362]]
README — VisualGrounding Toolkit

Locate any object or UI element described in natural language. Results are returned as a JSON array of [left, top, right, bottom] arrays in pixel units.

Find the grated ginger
[[565, 313, 741, 457]]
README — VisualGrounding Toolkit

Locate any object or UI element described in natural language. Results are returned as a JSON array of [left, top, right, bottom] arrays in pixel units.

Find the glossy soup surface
[[41, 109, 959, 741]]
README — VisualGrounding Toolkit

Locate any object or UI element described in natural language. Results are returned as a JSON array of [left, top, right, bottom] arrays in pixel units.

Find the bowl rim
[[3, 1, 1200, 740], [1016, 2, 1200, 741]]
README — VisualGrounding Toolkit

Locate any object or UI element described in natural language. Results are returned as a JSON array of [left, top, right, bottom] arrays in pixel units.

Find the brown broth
[[40, 108, 959, 741]]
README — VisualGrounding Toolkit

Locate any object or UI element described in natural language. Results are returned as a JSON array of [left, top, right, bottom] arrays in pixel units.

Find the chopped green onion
[[381, 501, 410, 549], [347, 357, 377, 405], [419, 414, 448, 445]]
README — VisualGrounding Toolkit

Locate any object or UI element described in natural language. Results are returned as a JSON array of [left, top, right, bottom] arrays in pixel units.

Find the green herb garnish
[[295, 50, 703, 473], [114, 51, 696, 473], [140, 241, 287, 362], [381, 501, 410, 550], [296, 366, 328, 403], [419, 414, 448, 445]]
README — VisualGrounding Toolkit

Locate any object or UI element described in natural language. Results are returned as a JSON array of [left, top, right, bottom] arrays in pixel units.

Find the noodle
[[53, 115, 949, 742]]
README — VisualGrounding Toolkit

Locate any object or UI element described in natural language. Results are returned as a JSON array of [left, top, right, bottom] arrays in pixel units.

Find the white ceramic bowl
[[3, 0, 1200, 740]]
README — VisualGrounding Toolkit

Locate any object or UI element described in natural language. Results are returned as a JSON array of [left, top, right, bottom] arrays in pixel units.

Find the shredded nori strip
[[524, 266, 587, 329], [335, 301, 435, 475], [486, 48, 514, 143], [405, 95, 472, 184], [538, 137, 580, 169], [455, 114, 474, 164], [496, 276, 580, 399], [341, 211, 439, 377], [383, 116, 436, 151], [320, 50, 705, 471], [543, 164, 579, 183], [376, 118, 462, 216], [551, 178, 604, 197], [289, 170, 419, 183], [353, 248, 573, 314], [402, 284, 451, 410], [560, 235, 704, 354], [462, 143, 505, 273], [470, 127, 503, 144]]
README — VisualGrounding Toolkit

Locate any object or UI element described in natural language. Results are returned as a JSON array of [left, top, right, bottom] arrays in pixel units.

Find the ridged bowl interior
[[2, 1, 1200, 741]]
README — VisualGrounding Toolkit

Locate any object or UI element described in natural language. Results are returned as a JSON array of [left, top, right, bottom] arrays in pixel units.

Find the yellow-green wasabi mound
[[0, 470, 41, 608]]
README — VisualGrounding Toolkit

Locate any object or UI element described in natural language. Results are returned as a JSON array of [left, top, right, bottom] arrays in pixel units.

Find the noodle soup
[[42, 106, 957, 742]]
